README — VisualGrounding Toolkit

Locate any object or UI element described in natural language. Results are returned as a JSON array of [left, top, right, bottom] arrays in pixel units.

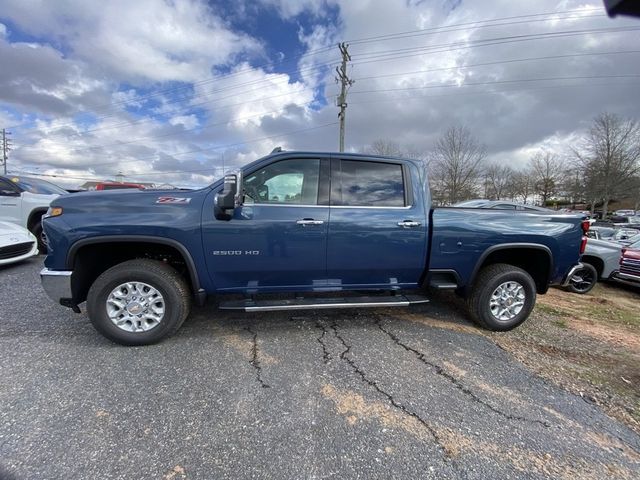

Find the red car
[[612, 239, 640, 286], [95, 182, 145, 191]]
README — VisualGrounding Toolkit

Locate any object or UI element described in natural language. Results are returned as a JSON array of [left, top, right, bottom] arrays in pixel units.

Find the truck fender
[[66, 235, 206, 305], [468, 243, 553, 291]]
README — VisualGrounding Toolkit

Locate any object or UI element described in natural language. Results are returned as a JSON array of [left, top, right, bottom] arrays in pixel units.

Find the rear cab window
[[331, 159, 407, 207]]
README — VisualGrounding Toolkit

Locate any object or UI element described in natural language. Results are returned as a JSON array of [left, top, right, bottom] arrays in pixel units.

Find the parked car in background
[[95, 182, 145, 190], [565, 238, 623, 294], [614, 209, 636, 217], [0, 175, 67, 252], [586, 226, 617, 240], [616, 233, 640, 247], [0, 221, 38, 266], [453, 199, 551, 211], [611, 239, 640, 287]]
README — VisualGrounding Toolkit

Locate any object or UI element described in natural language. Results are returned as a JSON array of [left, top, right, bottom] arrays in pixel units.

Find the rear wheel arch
[[468, 244, 553, 295], [580, 255, 604, 279]]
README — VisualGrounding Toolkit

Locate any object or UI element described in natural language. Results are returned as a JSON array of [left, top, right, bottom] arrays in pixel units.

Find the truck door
[[326, 158, 428, 289], [202, 157, 329, 292]]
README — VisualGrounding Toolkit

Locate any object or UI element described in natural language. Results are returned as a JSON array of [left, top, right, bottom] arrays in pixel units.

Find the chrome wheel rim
[[489, 281, 525, 322], [106, 282, 165, 333]]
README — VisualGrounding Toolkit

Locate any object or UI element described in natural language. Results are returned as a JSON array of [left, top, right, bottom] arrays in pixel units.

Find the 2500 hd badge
[[213, 250, 260, 256]]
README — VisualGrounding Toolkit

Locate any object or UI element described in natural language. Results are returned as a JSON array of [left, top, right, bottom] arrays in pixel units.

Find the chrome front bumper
[[561, 263, 584, 287], [611, 271, 640, 284], [40, 268, 73, 303]]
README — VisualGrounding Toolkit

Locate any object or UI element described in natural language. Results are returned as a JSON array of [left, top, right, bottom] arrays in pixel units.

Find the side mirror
[[214, 174, 238, 220]]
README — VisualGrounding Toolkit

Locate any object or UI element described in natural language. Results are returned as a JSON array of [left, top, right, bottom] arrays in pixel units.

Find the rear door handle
[[397, 220, 421, 228], [296, 218, 324, 226]]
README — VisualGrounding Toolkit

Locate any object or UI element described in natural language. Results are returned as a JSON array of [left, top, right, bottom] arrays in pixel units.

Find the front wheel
[[467, 263, 536, 331], [86, 259, 191, 346], [565, 263, 597, 294]]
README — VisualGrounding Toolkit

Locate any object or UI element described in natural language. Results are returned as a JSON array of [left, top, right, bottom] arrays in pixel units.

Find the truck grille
[[0, 242, 34, 260], [620, 257, 640, 276]]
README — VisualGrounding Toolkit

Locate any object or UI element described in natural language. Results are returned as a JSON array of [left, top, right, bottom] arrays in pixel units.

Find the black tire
[[31, 219, 47, 254], [86, 259, 191, 346], [467, 263, 537, 331], [565, 263, 597, 294]]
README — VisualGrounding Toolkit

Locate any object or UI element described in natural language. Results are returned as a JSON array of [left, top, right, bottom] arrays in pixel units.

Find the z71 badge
[[156, 197, 191, 204]]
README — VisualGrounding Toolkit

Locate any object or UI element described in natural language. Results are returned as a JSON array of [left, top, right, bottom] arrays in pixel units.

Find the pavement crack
[[315, 321, 331, 364], [245, 326, 271, 389], [375, 319, 550, 428], [330, 323, 453, 459]]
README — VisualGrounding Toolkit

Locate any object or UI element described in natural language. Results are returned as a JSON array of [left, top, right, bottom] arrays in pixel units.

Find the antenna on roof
[[270, 146, 283, 154]]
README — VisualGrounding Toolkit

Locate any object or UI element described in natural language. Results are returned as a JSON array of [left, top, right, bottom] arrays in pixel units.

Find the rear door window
[[334, 160, 405, 207]]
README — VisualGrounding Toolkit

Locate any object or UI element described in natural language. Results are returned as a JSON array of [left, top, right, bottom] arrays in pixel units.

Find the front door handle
[[296, 218, 324, 226], [397, 220, 421, 228]]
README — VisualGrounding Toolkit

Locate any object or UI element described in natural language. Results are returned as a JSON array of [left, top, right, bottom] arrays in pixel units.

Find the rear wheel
[[467, 263, 536, 331], [565, 263, 597, 294], [86, 259, 191, 346]]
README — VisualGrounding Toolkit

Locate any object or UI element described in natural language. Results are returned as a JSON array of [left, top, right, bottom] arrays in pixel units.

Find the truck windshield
[[11, 176, 68, 195]]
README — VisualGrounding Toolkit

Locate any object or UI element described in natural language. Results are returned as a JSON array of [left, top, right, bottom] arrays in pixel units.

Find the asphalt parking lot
[[1, 257, 639, 479]]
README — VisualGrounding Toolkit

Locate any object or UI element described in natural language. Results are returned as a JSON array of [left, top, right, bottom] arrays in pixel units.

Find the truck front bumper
[[40, 268, 73, 305], [560, 263, 585, 287]]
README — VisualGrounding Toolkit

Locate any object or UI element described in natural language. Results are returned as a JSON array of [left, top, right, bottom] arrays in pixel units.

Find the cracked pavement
[[1, 258, 639, 479]]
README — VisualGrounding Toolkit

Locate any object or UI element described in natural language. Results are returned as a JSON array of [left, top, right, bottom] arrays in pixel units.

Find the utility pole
[[2, 128, 11, 175], [336, 43, 354, 152]]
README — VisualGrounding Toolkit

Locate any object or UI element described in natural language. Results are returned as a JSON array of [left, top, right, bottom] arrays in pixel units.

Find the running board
[[218, 294, 429, 312]]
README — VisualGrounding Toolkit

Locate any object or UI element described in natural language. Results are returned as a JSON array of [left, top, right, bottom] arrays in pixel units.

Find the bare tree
[[575, 113, 640, 218], [529, 151, 563, 206], [506, 170, 534, 204], [429, 125, 486, 204], [484, 162, 513, 200], [366, 139, 403, 157]]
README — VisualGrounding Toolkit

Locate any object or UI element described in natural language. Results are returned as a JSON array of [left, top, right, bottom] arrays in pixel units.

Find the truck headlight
[[45, 206, 63, 218]]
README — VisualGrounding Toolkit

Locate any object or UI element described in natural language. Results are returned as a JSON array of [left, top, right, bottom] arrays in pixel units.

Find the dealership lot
[[1, 258, 639, 479]]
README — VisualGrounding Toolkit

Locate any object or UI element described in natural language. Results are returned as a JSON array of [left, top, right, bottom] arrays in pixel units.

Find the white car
[[0, 175, 67, 251], [0, 221, 38, 266]]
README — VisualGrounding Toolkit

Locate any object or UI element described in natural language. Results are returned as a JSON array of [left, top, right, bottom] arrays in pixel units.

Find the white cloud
[[1, 0, 261, 83], [1, 0, 640, 189]]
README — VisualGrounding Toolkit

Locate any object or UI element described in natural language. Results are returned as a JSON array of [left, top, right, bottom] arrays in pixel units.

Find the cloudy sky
[[0, 0, 639, 188]]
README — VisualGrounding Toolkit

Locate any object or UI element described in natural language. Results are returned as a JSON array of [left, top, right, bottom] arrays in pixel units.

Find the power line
[[354, 50, 640, 83], [349, 26, 640, 63], [348, 79, 638, 106], [344, 7, 603, 44], [348, 74, 640, 96]]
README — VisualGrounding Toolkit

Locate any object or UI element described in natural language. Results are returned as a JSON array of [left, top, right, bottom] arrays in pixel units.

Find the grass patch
[[551, 318, 568, 329], [535, 303, 568, 317]]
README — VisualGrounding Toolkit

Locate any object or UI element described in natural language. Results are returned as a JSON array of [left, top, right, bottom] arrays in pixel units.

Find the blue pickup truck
[[40, 151, 587, 345]]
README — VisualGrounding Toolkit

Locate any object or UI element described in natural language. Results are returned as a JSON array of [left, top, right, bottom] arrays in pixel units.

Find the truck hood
[[51, 188, 202, 213]]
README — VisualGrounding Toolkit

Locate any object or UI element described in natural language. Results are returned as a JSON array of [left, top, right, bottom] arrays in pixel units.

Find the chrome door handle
[[296, 219, 324, 226], [397, 220, 421, 228]]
